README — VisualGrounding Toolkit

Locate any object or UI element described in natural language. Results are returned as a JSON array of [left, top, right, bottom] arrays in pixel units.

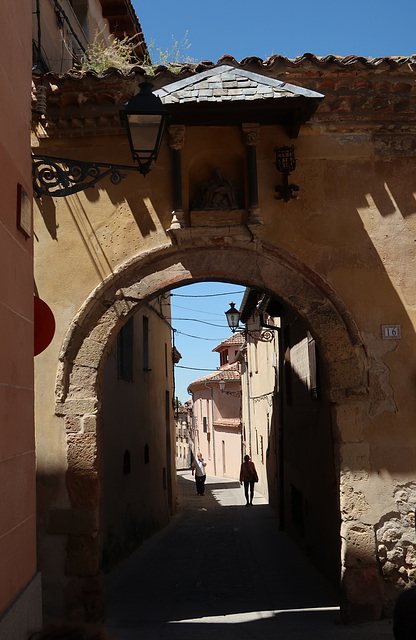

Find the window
[[203, 417, 207, 433], [117, 317, 134, 381], [220, 351, 229, 366]]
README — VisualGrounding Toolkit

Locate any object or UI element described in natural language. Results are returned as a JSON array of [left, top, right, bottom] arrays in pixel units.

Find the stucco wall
[[102, 302, 176, 570], [0, 0, 40, 635], [32, 60, 416, 620]]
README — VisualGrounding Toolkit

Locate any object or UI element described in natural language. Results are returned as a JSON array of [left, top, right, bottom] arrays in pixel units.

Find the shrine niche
[[191, 168, 238, 211], [189, 167, 245, 226]]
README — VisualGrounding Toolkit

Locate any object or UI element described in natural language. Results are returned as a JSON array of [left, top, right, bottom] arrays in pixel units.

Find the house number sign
[[381, 324, 401, 340]]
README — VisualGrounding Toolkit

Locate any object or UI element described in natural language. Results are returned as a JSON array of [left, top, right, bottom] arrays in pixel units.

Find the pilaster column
[[242, 123, 263, 226]]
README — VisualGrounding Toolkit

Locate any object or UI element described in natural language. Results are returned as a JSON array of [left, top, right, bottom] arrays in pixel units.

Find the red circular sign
[[34, 296, 55, 356]]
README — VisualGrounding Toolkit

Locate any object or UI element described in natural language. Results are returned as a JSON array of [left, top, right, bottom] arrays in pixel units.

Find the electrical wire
[[176, 365, 219, 372], [175, 330, 223, 341], [172, 317, 227, 328], [171, 290, 245, 298]]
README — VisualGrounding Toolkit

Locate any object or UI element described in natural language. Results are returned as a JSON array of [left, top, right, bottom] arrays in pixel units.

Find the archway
[[55, 239, 371, 620]]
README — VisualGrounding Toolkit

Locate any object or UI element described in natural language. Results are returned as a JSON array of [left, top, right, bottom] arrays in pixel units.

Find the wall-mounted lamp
[[218, 379, 241, 398], [33, 82, 167, 198], [225, 302, 240, 334], [225, 301, 278, 343], [274, 145, 299, 202]]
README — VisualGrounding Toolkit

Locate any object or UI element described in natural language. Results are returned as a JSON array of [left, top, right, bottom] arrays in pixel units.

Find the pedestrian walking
[[191, 452, 207, 495], [240, 454, 258, 506]]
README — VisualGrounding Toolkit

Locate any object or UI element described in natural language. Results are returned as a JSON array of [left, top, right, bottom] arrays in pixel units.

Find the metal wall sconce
[[33, 82, 167, 198], [225, 302, 241, 334], [225, 302, 278, 343], [274, 145, 299, 202], [218, 380, 242, 398]]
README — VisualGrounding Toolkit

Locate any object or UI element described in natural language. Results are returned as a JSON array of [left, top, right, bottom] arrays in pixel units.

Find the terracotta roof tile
[[214, 418, 241, 428], [187, 362, 241, 388], [212, 331, 245, 352]]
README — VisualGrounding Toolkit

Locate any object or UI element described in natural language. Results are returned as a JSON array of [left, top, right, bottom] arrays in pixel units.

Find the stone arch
[[56, 237, 371, 619]]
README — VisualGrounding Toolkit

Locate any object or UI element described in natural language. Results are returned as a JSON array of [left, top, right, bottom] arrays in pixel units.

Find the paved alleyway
[[105, 471, 393, 640]]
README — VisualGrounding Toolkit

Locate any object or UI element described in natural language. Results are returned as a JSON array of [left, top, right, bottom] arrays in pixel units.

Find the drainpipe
[[204, 382, 216, 476]]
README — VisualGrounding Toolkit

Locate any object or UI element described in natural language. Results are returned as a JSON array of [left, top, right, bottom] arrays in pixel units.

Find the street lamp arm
[[32, 154, 145, 198]]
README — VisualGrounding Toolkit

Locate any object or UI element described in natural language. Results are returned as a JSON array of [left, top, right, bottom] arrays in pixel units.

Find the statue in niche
[[191, 168, 238, 210]]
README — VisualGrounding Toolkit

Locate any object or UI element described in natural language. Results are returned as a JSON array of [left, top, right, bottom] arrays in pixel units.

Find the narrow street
[[105, 472, 393, 639]]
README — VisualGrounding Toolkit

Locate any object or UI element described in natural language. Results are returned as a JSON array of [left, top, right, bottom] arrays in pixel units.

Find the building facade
[[30, 42, 416, 622], [101, 297, 175, 573], [0, 1, 41, 638], [239, 289, 340, 585], [175, 402, 193, 470], [188, 333, 243, 480]]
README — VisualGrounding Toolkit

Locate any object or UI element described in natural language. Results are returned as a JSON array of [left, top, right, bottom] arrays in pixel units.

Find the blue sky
[[170, 283, 245, 403], [134, 0, 416, 64], [132, 1, 415, 401]]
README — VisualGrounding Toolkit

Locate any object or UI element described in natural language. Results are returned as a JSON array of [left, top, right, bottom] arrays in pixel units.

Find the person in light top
[[191, 452, 207, 495]]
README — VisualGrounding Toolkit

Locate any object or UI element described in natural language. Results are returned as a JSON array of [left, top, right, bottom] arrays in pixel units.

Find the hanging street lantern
[[225, 302, 241, 333], [120, 81, 168, 176], [33, 82, 168, 197]]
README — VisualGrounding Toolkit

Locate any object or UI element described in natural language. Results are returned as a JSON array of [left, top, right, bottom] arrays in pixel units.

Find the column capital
[[169, 125, 185, 150], [242, 123, 260, 146]]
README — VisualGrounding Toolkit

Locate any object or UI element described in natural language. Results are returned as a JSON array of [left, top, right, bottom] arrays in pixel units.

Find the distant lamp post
[[219, 381, 226, 392], [120, 81, 167, 176], [274, 145, 299, 202], [33, 82, 167, 197], [225, 302, 241, 333]]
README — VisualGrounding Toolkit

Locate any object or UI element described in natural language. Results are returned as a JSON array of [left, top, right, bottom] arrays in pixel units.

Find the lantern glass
[[121, 82, 167, 174], [225, 302, 240, 333]]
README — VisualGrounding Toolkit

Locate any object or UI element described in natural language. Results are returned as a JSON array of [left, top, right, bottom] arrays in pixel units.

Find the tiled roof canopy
[[154, 65, 324, 134], [155, 65, 324, 103]]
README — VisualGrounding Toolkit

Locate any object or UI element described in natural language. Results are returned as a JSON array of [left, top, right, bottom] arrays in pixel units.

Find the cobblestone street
[[105, 471, 393, 639]]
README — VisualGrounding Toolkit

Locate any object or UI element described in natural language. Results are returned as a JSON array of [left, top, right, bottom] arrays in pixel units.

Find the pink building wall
[[0, 0, 41, 636], [189, 336, 243, 480]]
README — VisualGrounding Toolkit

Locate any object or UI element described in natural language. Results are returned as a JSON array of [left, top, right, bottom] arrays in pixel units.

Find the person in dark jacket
[[239, 454, 258, 506]]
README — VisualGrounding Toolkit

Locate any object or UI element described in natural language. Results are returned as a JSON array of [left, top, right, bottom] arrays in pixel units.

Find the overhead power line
[[171, 290, 245, 298], [171, 303, 227, 317], [175, 330, 223, 341], [172, 317, 227, 328], [176, 365, 218, 371]]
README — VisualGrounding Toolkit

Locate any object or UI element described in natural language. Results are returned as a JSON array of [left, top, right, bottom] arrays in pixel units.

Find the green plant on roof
[[143, 31, 197, 74], [77, 29, 197, 76], [77, 29, 142, 75]]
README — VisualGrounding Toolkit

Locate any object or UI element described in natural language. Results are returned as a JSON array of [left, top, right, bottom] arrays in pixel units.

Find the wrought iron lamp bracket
[[32, 155, 147, 198], [275, 174, 299, 202], [274, 144, 299, 203]]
